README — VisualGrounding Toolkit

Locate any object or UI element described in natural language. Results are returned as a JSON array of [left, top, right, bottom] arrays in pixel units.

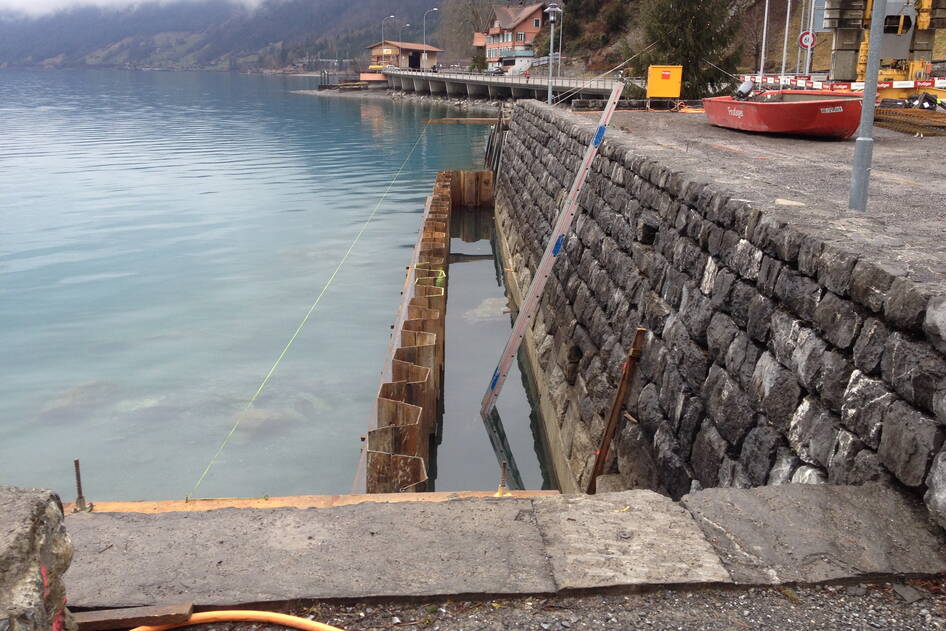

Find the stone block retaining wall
[[495, 101, 946, 527]]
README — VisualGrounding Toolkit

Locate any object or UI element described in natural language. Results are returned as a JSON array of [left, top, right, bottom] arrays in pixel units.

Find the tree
[[632, 0, 746, 98], [435, 0, 494, 62]]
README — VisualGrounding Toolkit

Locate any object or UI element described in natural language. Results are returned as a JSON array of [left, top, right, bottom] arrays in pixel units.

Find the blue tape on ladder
[[489, 368, 500, 390], [552, 234, 566, 256], [593, 125, 606, 147]]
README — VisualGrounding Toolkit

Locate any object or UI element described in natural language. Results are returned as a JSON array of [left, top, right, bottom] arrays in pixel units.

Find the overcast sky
[[0, 0, 256, 16]]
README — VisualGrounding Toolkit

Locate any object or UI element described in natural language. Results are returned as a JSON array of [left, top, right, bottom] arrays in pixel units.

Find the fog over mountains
[[0, 0, 438, 70]]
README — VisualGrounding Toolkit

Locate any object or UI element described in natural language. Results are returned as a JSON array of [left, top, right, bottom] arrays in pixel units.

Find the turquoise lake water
[[0, 69, 536, 501]]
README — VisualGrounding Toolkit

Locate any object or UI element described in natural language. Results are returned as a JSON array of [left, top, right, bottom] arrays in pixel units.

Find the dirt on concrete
[[186, 581, 946, 631]]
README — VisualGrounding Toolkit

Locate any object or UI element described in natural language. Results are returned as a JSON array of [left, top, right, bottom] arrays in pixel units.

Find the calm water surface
[[0, 70, 492, 500]]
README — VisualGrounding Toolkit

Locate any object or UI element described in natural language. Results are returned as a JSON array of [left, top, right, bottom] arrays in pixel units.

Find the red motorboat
[[703, 90, 863, 139]]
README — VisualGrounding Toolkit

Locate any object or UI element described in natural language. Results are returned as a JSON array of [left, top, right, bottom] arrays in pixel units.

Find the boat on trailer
[[703, 90, 864, 139]]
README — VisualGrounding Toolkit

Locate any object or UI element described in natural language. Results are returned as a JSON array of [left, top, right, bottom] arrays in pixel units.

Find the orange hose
[[130, 610, 345, 631]]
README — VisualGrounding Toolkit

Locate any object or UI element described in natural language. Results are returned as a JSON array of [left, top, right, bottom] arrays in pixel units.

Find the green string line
[[186, 121, 432, 501]]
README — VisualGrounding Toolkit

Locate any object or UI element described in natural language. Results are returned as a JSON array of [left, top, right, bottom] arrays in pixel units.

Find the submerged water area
[[434, 208, 550, 492], [0, 69, 492, 501]]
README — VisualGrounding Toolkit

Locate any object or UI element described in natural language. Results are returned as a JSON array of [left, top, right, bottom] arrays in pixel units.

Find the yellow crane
[[826, 0, 946, 99]]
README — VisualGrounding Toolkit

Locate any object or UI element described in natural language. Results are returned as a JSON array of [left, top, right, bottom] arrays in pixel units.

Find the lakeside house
[[366, 41, 442, 70], [472, 2, 549, 73]]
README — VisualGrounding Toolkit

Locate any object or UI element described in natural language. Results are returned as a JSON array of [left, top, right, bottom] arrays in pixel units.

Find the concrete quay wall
[[495, 101, 946, 527]]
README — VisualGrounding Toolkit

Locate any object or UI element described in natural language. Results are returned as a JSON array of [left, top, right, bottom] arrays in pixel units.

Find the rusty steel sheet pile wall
[[367, 173, 453, 493], [494, 101, 946, 529]]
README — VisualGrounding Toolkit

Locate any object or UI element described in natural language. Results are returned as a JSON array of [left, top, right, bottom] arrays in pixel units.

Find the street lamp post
[[759, 0, 770, 80], [381, 15, 395, 66], [545, 2, 562, 104], [849, 0, 888, 211], [781, 0, 793, 78], [424, 7, 438, 68]]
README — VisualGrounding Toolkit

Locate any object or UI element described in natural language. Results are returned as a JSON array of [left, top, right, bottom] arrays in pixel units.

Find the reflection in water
[[0, 69, 490, 500], [434, 207, 550, 491]]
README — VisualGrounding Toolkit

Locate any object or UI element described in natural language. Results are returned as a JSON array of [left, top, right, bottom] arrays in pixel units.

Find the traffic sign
[[799, 31, 816, 49]]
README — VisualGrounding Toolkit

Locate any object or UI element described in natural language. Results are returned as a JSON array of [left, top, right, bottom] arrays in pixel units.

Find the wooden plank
[[74, 604, 193, 631], [63, 490, 559, 514], [423, 118, 500, 125]]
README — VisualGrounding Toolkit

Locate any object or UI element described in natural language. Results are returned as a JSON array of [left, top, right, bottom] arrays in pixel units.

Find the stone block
[[728, 239, 763, 281], [728, 281, 756, 329], [680, 283, 714, 344], [709, 266, 737, 312], [796, 238, 825, 278], [0, 487, 74, 631], [747, 295, 775, 343], [718, 457, 751, 488], [840, 370, 894, 449], [852, 317, 888, 375], [677, 396, 705, 460], [706, 312, 739, 364], [750, 352, 802, 432], [816, 245, 858, 297], [637, 382, 664, 432], [789, 397, 840, 468], [878, 401, 944, 487], [820, 350, 854, 413], [767, 445, 801, 485], [725, 332, 762, 393], [850, 260, 897, 313], [740, 425, 783, 486], [616, 423, 662, 491], [924, 294, 946, 355], [791, 465, 827, 484], [653, 425, 693, 500], [691, 420, 729, 489], [848, 449, 893, 486], [774, 267, 822, 323], [881, 331, 946, 416], [827, 429, 864, 485], [663, 315, 710, 392], [813, 292, 863, 350], [757, 256, 783, 298], [924, 450, 946, 531], [885, 278, 932, 332], [769, 310, 802, 368], [703, 364, 757, 446]]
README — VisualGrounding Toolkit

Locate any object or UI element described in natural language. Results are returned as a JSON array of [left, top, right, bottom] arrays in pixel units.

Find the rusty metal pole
[[587, 328, 647, 495], [73, 458, 89, 512]]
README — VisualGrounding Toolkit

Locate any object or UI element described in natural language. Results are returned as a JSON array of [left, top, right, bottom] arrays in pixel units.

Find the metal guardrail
[[383, 68, 621, 93]]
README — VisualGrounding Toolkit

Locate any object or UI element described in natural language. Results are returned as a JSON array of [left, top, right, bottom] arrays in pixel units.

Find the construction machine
[[825, 0, 946, 99]]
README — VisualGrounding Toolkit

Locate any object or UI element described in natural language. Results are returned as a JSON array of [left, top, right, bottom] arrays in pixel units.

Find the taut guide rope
[[186, 121, 432, 501]]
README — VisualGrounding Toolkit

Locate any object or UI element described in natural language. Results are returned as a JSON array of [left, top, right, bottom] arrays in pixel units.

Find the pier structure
[[383, 68, 620, 101]]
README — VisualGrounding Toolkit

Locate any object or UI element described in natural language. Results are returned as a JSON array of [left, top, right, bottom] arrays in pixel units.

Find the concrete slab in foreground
[[66, 498, 555, 608], [682, 484, 946, 584], [533, 491, 730, 589], [65, 486, 946, 608]]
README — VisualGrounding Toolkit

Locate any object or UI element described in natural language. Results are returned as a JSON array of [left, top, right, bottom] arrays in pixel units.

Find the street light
[[399, 23, 411, 43], [423, 7, 438, 69], [381, 15, 395, 66], [545, 2, 562, 104]]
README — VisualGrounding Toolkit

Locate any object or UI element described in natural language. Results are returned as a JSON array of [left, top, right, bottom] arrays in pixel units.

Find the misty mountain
[[0, 0, 438, 70]]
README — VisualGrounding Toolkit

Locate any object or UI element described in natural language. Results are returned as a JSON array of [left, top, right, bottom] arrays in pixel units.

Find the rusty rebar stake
[[73, 458, 91, 512], [587, 328, 647, 495]]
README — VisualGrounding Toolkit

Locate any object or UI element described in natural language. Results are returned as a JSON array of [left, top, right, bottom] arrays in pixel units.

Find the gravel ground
[[190, 580, 946, 631]]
